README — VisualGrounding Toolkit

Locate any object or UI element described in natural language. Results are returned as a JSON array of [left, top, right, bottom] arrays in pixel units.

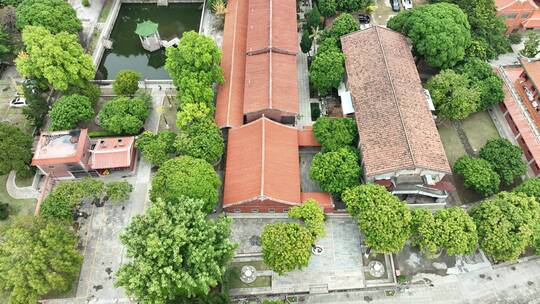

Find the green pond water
[[97, 3, 202, 80]]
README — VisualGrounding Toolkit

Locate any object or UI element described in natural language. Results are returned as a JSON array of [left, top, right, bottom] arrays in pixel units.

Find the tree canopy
[[176, 102, 214, 129], [261, 222, 313, 275], [150, 156, 221, 213], [431, 0, 510, 60], [15, 26, 94, 91], [312, 116, 357, 151], [16, 0, 82, 34], [288, 199, 326, 239], [49, 94, 94, 131], [0, 123, 32, 176], [328, 13, 359, 39], [336, 0, 374, 12], [0, 26, 11, 60], [135, 130, 177, 166], [342, 184, 412, 253], [175, 120, 224, 165], [387, 3, 471, 69], [426, 69, 480, 120], [479, 138, 526, 185], [411, 207, 477, 256], [113, 69, 141, 96], [309, 47, 345, 96], [105, 181, 133, 203], [453, 156, 500, 197], [40, 178, 105, 221], [115, 197, 236, 303], [470, 192, 540, 262], [520, 31, 540, 58], [165, 31, 223, 107], [455, 58, 504, 111], [513, 178, 540, 202], [0, 216, 82, 304], [98, 95, 151, 135], [318, 0, 337, 17], [309, 148, 361, 194]]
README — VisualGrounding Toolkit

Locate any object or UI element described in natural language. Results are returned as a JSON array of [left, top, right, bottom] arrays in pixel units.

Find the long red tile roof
[[215, 0, 248, 128], [223, 117, 301, 207], [215, 0, 298, 128], [341, 26, 451, 178]]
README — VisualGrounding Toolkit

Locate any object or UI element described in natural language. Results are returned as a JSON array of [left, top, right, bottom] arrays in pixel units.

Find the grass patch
[[98, 0, 114, 23], [437, 122, 467, 166], [227, 260, 271, 289], [461, 111, 500, 153], [0, 175, 36, 227]]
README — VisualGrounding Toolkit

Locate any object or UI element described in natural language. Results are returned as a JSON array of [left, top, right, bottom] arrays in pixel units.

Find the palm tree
[[309, 26, 321, 56]]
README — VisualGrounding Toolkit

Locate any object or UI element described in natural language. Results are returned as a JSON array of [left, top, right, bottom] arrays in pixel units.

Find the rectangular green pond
[[97, 3, 202, 80]]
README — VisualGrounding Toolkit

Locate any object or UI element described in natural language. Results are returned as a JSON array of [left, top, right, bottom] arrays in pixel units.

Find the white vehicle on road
[[402, 0, 413, 9]]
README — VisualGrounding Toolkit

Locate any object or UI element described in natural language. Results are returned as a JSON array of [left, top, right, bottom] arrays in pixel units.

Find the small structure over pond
[[135, 20, 161, 52]]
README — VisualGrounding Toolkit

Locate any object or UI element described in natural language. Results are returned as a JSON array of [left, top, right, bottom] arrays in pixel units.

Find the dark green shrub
[[0, 202, 9, 220]]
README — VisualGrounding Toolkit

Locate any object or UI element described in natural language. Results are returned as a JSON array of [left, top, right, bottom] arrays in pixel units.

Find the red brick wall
[[224, 199, 295, 213]]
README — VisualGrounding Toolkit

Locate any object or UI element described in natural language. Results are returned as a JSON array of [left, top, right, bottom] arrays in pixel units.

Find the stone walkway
[[44, 85, 166, 304], [307, 257, 540, 304], [5, 170, 39, 199]]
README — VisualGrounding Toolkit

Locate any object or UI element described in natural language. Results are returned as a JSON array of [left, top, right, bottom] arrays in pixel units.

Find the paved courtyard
[[231, 216, 368, 293]]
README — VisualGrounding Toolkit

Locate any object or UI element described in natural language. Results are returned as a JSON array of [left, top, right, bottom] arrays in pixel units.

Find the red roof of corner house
[[223, 117, 301, 207], [520, 58, 540, 90], [495, 0, 538, 12], [90, 136, 135, 170], [215, 0, 248, 128], [32, 129, 88, 166], [341, 26, 451, 179]]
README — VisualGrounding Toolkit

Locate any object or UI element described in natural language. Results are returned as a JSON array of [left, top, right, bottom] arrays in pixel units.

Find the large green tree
[[0, 123, 32, 176], [176, 102, 214, 129], [431, 0, 510, 60], [479, 138, 526, 185], [49, 94, 94, 131], [0, 217, 82, 304], [328, 13, 359, 39], [261, 222, 313, 275], [520, 31, 540, 58], [470, 192, 540, 262], [16, 26, 94, 91], [135, 131, 177, 166], [113, 69, 141, 96], [40, 178, 104, 221], [426, 69, 480, 120], [412, 207, 477, 256], [336, 0, 374, 12], [453, 156, 500, 197], [455, 58, 504, 111], [387, 3, 471, 69], [175, 120, 224, 165], [165, 31, 224, 107], [115, 197, 236, 303], [22, 86, 48, 129], [150, 156, 221, 213], [16, 0, 82, 34], [98, 95, 151, 135], [0, 26, 11, 60], [288, 199, 326, 239], [513, 178, 540, 202], [313, 117, 357, 152], [309, 48, 345, 96], [342, 184, 412, 253], [318, 0, 337, 17], [309, 148, 361, 194]]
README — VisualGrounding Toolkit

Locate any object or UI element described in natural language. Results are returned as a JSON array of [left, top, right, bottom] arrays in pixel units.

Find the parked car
[[357, 13, 371, 24], [9, 95, 26, 108], [391, 0, 400, 12], [402, 0, 413, 10]]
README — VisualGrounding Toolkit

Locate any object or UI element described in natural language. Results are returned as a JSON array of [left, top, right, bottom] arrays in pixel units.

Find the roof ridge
[[260, 116, 266, 196], [373, 26, 417, 168]]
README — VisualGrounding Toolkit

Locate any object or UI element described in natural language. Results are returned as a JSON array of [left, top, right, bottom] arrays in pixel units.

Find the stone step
[[309, 284, 329, 294]]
